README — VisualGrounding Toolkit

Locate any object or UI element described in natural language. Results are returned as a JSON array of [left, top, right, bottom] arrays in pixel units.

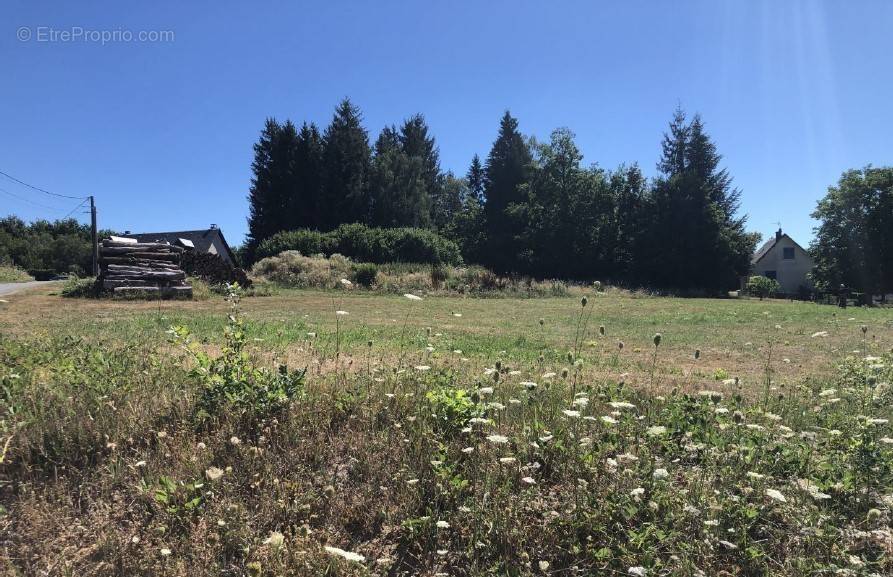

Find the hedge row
[[255, 223, 462, 265]]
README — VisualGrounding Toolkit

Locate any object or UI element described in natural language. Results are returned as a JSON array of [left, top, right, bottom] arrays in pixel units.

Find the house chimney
[[124, 230, 131, 235], [210, 223, 218, 230], [775, 228, 782, 241]]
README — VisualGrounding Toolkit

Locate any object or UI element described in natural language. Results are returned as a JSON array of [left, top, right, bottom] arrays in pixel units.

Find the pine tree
[[369, 127, 431, 228], [482, 111, 533, 272], [466, 154, 485, 204], [637, 110, 755, 291], [291, 122, 324, 230], [399, 114, 441, 194], [246, 118, 299, 262], [320, 98, 372, 229]]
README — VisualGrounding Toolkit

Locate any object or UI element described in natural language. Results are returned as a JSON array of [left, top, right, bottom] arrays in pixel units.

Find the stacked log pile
[[99, 238, 193, 298]]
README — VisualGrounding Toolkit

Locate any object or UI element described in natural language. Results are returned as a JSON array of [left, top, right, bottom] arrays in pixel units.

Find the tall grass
[[1, 294, 892, 576]]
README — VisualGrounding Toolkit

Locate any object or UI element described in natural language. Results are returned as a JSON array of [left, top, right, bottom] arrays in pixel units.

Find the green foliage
[[746, 275, 781, 299], [0, 265, 33, 282], [0, 216, 113, 276], [634, 110, 757, 291], [351, 262, 378, 287], [425, 385, 481, 434], [170, 285, 304, 420], [241, 103, 762, 294], [810, 166, 893, 294], [60, 276, 98, 298], [256, 223, 462, 265]]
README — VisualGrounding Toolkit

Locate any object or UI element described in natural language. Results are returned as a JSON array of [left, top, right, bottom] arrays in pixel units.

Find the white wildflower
[[339, 278, 352, 286], [811, 331, 829, 338], [765, 488, 787, 503], [521, 476, 537, 485], [264, 531, 285, 547], [324, 545, 366, 563], [436, 520, 450, 529], [160, 547, 172, 557], [628, 566, 647, 577], [403, 293, 423, 301], [653, 468, 669, 480], [205, 466, 224, 481], [608, 401, 636, 410], [646, 425, 667, 437], [335, 310, 349, 316], [486, 434, 509, 444], [415, 365, 431, 371], [601, 415, 618, 425]]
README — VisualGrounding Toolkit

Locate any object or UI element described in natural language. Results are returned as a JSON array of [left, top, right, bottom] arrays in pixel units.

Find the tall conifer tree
[[321, 98, 372, 229], [482, 111, 532, 272]]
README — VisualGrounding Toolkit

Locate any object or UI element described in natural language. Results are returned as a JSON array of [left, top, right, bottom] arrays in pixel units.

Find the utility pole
[[90, 195, 98, 276]]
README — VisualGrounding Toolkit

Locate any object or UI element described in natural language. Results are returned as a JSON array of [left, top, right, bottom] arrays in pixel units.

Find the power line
[[63, 198, 90, 219], [0, 185, 71, 213], [0, 169, 87, 200]]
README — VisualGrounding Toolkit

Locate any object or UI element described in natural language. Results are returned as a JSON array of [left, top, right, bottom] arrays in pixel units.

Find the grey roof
[[125, 228, 236, 264], [752, 233, 809, 265], [752, 237, 778, 264]]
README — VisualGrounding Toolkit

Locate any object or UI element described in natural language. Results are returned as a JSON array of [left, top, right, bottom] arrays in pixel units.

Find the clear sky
[[2, 1, 890, 247]]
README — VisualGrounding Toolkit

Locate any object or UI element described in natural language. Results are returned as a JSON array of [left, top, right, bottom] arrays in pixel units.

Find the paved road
[[0, 281, 57, 297]]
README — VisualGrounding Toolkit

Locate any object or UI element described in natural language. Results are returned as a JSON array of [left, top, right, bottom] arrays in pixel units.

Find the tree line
[[246, 99, 757, 292], [0, 216, 113, 278]]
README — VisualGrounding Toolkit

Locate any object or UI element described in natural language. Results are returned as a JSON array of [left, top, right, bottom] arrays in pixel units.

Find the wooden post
[[90, 195, 99, 277]]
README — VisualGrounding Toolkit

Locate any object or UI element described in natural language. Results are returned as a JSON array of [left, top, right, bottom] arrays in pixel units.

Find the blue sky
[[2, 1, 890, 247]]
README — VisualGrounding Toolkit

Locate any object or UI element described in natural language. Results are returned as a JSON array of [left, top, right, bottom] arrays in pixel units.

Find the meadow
[[1, 284, 892, 576]]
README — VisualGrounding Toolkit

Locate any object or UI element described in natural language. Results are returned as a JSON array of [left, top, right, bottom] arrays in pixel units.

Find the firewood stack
[[99, 237, 193, 298]]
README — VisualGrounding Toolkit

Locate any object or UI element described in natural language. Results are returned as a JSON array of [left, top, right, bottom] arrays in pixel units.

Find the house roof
[[752, 233, 809, 265], [125, 228, 236, 264]]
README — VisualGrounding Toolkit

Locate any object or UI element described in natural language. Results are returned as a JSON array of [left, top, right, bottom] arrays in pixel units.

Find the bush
[[746, 275, 781, 299], [170, 287, 304, 421], [352, 262, 378, 287], [60, 276, 98, 298], [255, 224, 462, 266], [251, 251, 354, 288], [0, 265, 33, 282]]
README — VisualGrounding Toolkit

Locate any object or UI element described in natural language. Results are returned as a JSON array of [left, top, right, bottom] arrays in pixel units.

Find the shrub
[[60, 276, 98, 298], [746, 275, 781, 299], [170, 286, 304, 421], [255, 224, 462, 266], [352, 262, 378, 287], [251, 251, 353, 288], [0, 265, 33, 282]]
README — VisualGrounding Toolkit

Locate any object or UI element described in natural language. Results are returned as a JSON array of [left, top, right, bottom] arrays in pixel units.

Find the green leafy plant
[[171, 284, 305, 420], [746, 275, 781, 299]]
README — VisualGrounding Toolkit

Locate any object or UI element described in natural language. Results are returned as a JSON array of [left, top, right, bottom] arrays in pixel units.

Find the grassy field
[[1, 285, 893, 576]]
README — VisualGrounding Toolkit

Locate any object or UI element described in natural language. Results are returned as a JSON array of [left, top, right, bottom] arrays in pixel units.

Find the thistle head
[[653, 333, 662, 347], [581, 296, 588, 308]]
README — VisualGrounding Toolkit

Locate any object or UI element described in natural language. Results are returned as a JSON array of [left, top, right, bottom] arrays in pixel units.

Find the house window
[[783, 247, 795, 260], [764, 271, 777, 279]]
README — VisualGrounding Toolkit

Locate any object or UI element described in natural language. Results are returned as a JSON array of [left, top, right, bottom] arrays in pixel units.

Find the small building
[[751, 228, 814, 295], [124, 226, 237, 266]]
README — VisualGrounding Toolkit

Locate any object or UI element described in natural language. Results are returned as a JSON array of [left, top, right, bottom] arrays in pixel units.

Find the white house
[[751, 229, 814, 295]]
